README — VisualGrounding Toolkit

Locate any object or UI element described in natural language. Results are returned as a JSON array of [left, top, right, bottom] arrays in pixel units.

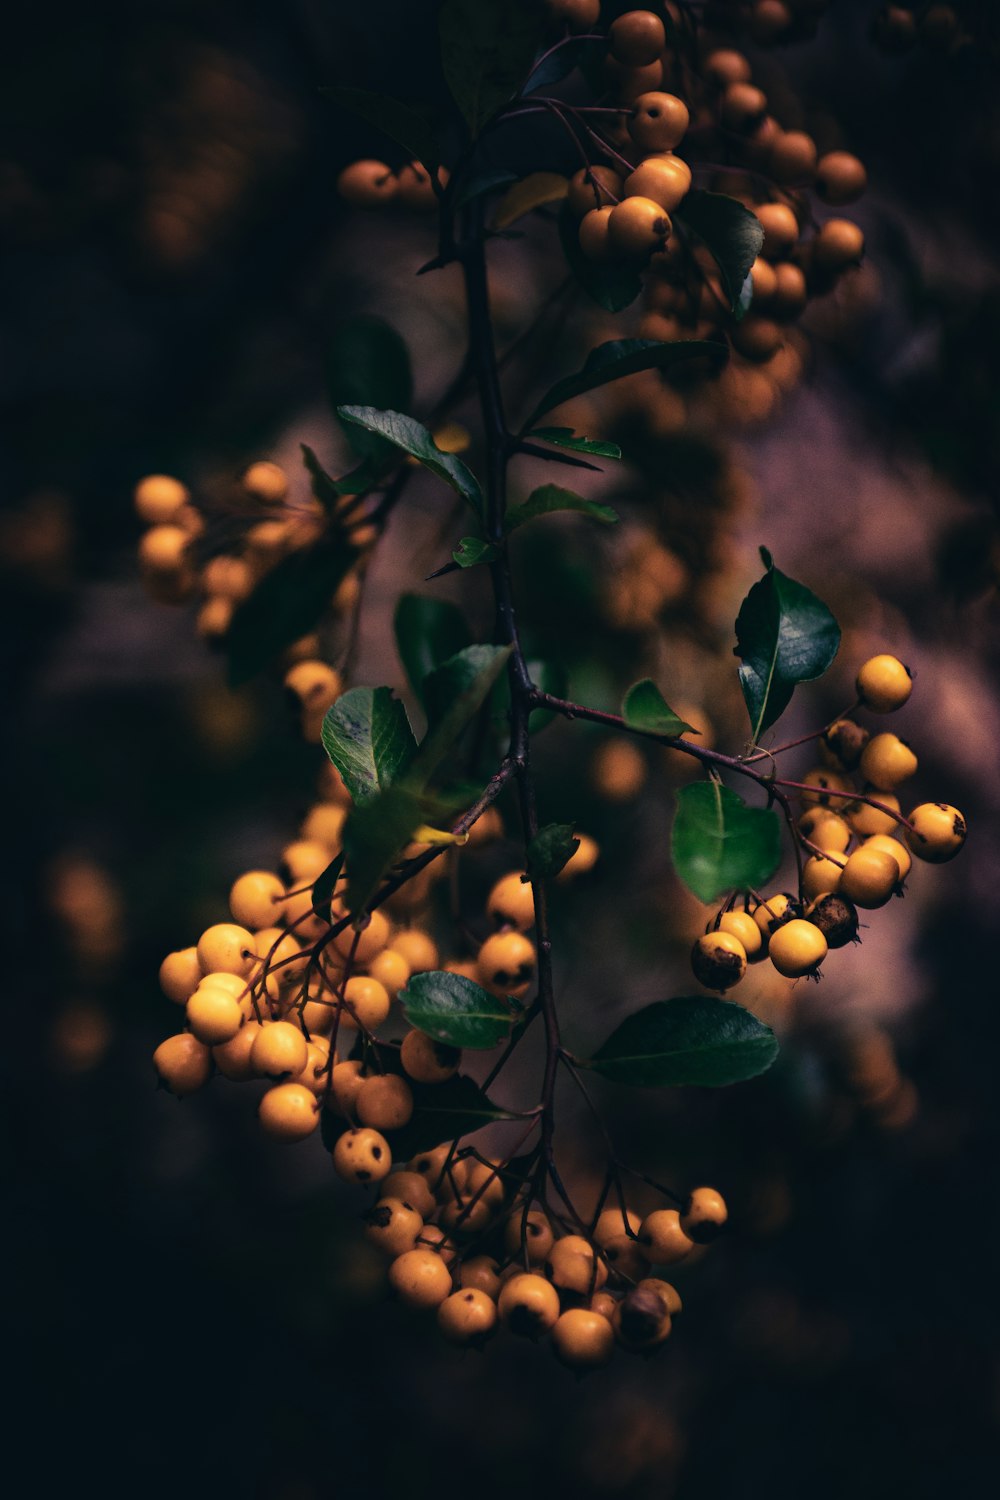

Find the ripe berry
[[608, 197, 672, 262], [816, 151, 867, 205], [864, 834, 911, 881], [860, 733, 918, 790], [838, 846, 901, 907], [389, 928, 438, 973], [578, 205, 614, 261], [197, 923, 256, 978], [251, 1020, 309, 1080], [381, 1170, 436, 1220], [610, 11, 666, 66], [546, 1235, 608, 1297], [296, 1039, 333, 1095], [624, 153, 692, 212], [690, 931, 747, 991], [340, 975, 391, 1031], [212, 1021, 263, 1082], [186, 987, 244, 1046], [388, 1248, 453, 1309], [638, 1209, 694, 1265], [628, 93, 690, 153], [721, 83, 767, 132], [813, 218, 865, 270], [332, 1127, 392, 1185], [477, 930, 536, 997], [802, 853, 844, 900], [364, 1197, 423, 1257], [259, 1082, 320, 1142], [153, 1032, 211, 1096], [613, 1285, 672, 1350], [905, 803, 967, 863], [822, 714, 870, 773], [159, 947, 202, 1005], [416, 1225, 459, 1265], [593, 1206, 642, 1247], [717, 910, 763, 959], [487, 872, 536, 932], [437, 1288, 498, 1345], [799, 809, 852, 854], [408, 1143, 453, 1188], [770, 262, 808, 319], [327, 1058, 365, 1115], [503, 1208, 554, 1262], [768, 919, 828, 977], [229, 871, 285, 931], [400, 1029, 460, 1084], [546, 0, 600, 25], [681, 1186, 728, 1242], [602, 1233, 651, 1280], [552, 1308, 615, 1369], [396, 161, 438, 212], [134, 474, 190, 525], [704, 50, 752, 88], [284, 660, 342, 710], [848, 790, 901, 838], [769, 130, 818, 184], [498, 1273, 561, 1339], [567, 165, 623, 217], [337, 159, 397, 207], [356, 1073, 414, 1131], [638, 1277, 682, 1316], [800, 768, 854, 810], [756, 202, 800, 259], [856, 654, 913, 712], [242, 460, 288, 503], [458, 1255, 502, 1298], [367, 947, 411, 998], [592, 738, 647, 799], [753, 892, 797, 945], [806, 893, 860, 949]]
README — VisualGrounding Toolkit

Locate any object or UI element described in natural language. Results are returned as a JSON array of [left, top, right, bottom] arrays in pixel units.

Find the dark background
[[4, 3, 1000, 1497]]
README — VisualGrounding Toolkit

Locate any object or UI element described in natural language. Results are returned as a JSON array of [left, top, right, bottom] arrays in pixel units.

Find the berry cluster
[[690, 654, 966, 992]]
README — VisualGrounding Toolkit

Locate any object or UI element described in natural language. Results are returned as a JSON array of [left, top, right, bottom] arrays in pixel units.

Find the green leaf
[[401, 970, 515, 1049], [394, 594, 472, 703], [527, 427, 622, 460], [311, 853, 345, 924], [581, 995, 779, 1087], [323, 86, 439, 174], [327, 320, 414, 464], [622, 679, 698, 737], [492, 172, 568, 229], [523, 35, 605, 94], [320, 687, 417, 806], [671, 781, 781, 904], [734, 547, 841, 741], [455, 168, 519, 206], [225, 535, 359, 686], [505, 484, 619, 533], [439, 0, 545, 137], [523, 337, 726, 430], [557, 204, 643, 314], [675, 191, 765, 314], [453, 536, 499, 568], [422, 645, 513, 748], [491, 652, 566, 736], [337, 405, 484, 516], [342, 784, 444, 913], [387, 1073, 519, 1159], [527, 824, 578, 881]]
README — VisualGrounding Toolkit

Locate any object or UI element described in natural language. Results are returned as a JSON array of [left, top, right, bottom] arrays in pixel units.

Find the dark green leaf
[[557, 204, 643, 314], [527, 824, 578, 881], [523, 35, 605, 93], [337, 405, 483, 516], [422, 645, 513, 748], [527, 427, 622, 460], [226, 535, 358, 686], [582, 995, 779, 1087], [401, 970, 515, 1049], [492, 172, 568, 229], [671, 781, 781, 904], [453, 536, 499, 568], [491, 652, 566, 736], [439, 0, 544, 136], [388, 1073, 519, 1158], [455, 168, 519, 206], [327, 321, 413, 464], [342, 784, 444, 913], [734, 547, 841, 741], [320, 687, 417, 805], [622, 679, 698, 737], [523, 337, 726, 430], [311, 853, 345, 924], [505, 483, 619, 533], [676, 191, 765, 313], [323, 86, 439, 175], [394, 594, 472, 704]]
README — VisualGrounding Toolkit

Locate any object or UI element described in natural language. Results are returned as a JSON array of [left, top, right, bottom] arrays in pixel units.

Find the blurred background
[[4, 1, 1000, 1495]]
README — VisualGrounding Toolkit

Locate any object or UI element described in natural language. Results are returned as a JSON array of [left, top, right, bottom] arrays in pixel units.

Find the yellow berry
[[690, 931, 747, 991], [838, 845, 901, 907], [864, 834, 911, 881], [767, 918, 828, 977], [337, 158, 397, 207], [212, 1020, 263, 1082], [333, 911, 391, 966], [800, 768, 854, 811], [457, 1256, 502, 1299], [332, 1127, 392, 1185], [498, 1273, 561, 1338], [229, 871, 285, 930], [242, 460, 288, 503], [487, 872, 536, 932], [610, 10, 666, 66], [158, 947, 202, 1005], [186, 987, 244, 1045], [546, 1235, 608, 1296], [153, 1033, 211, 1096], [627, 92, 690, 153], [859, 733, 918, 790], [593, 1206, 642, 1247], [139, 525, 188, 574], [847, 790, 902, 838], [388, 928, 438, 973], [681, 1186, 727, 1242], [340, 975, 391, 1031], [250, 1020, 309, 1079], [607, 197, 671, 262], [567, 166, 623, 217], [905, 803, 967, 863], [196, 923, 257, 978], [367, 948, 411, 998], [400, 1029, 461, 1084], [388, 1248, 453, 1309], [816, 151, 867, 206], [477, 930, 536, 997], [578, 205, 614, 261], [355, 1073, 414, 1131], [557, 833, 599, 880], [134, 474, 190, 524], [503, 1208, 554, 1262], [552, 1308, 615, 1368], [258, 1082, 320, 1141], [799, 809, 852, 853], [801, 853, 844, 900], [364, 1197, 423, 1257], [624, 153, 691, 212], [717, 910, 763, 959], [638, 1209, 694, 1265], [382, 1171, 436, 1220], [437, 1287, 498, 1344], [813, 217, 865, 270], [591, 738, 647, 800]]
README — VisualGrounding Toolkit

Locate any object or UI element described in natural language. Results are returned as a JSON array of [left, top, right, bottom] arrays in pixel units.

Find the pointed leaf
[[320, 687, 417, 806], [582, 995, 779, 1087], [527, 427, 622, 460], [394, 594, 472, 704], [341, 784, 445, 913], [337, 405, 483, 516], [323, 86, 439, 174], [557, 204, 643, 313], [311, 853, 345, 924], [523, 35, 606, 94], [527, 824, 578, 881], [676, 191, 765, 313], [327, 320, 413, 463], [401, 970, 515, 1049], [492, 172, 568, 230], [456, 168, 519, 206], [388, 1073, 519, 1159], [734, 547, 841, 741], [622, 679, 698, 737], [439, 0, 545, 136], [453, 536, 499, 568], [421, 644, 513, 749], [505, 484, 619, 533], [523, 337, 726, 430], [672, 781, 781, 904], [226, 535, 359, 686]]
